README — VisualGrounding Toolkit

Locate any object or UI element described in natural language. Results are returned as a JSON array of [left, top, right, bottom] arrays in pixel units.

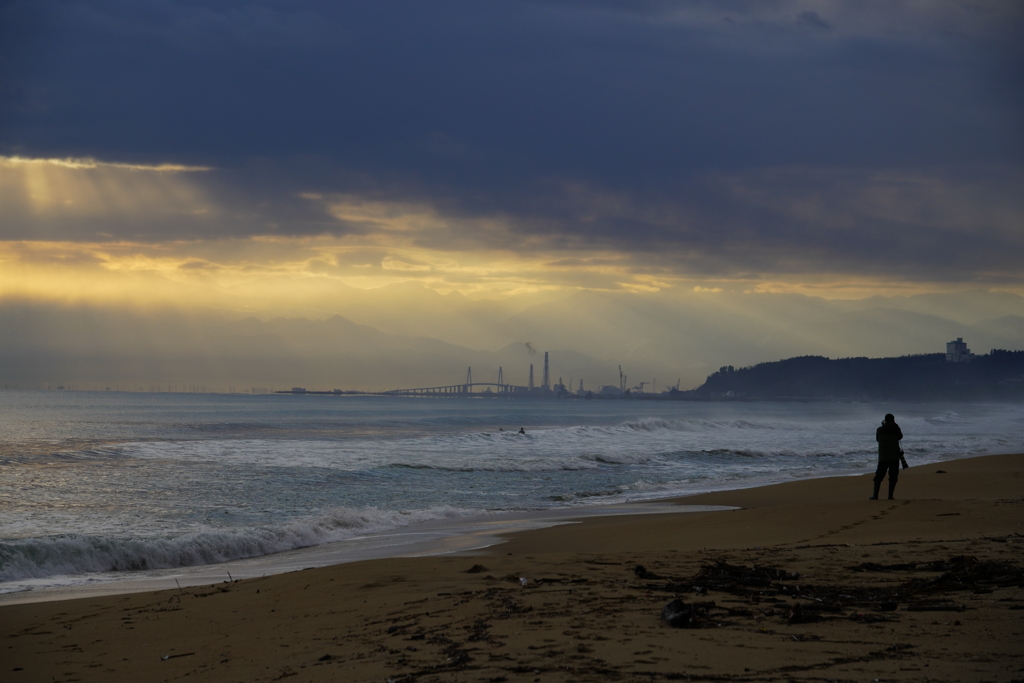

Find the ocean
[[1, 391, 1021, 598]]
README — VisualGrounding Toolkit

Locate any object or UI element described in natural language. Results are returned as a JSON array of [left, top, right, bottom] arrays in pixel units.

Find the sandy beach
[[3, 452, 1021, 682]]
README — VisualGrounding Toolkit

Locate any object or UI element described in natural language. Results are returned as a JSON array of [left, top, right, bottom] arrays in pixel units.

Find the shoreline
[[3, 452, 1022, 682], [0, 450, 1010, 605], [0, 502, 734, 606]]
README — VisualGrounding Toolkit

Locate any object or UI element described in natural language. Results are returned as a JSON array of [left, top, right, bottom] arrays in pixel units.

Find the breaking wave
[[924, 412, 969, 425], [92, 416, 814, 474], [0, 505, 474, 583]]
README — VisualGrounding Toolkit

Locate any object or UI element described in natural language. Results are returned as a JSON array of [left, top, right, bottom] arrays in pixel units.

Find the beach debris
[[787, 603, 803, 622], [696, 560, 798, 587], [466, 564, 489, 573], [905, 556, 1023, 592], [317, 654, 332, 661], [637, 560, 803, 597], [643, 552, 1022, 635], [849, 612, 895, 623], [661, 599, 712, 628], [519, 577, 529, 587], [850, 555, 1023, 595], [849, 561, 925, 572], [789, 633, 821, 642], [160, 652, 195, 661], [634, 565, 662, 579], [906, 602, 966, 612], [661, 599, 694, 627], [781, 601, 823, 623], [644, 554, 1022, 624], [467, 618, 496, 643]]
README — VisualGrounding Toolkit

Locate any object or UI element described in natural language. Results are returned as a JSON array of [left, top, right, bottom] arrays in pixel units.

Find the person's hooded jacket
[[876, 418, 903, 462]]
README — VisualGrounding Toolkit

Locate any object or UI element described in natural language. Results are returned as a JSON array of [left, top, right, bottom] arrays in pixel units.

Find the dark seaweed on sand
[[652, 553, 1023, 627]]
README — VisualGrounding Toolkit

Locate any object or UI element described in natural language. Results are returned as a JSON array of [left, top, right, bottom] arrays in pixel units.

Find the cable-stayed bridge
[[382, 367, 548, 397]]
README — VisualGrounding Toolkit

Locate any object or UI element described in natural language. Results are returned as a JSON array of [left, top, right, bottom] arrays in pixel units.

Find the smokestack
[[529, 363, 534, 390], [542, 352, 550, 390]]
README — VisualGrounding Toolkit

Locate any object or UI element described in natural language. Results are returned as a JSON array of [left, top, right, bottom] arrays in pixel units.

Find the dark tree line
[[680, 350, 1024, 401]]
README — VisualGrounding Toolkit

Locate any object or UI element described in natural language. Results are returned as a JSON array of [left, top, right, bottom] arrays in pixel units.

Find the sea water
[[1, 391, 1021, 596]]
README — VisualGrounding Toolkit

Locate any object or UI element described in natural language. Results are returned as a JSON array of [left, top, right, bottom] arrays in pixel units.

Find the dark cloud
[[4, 1, 1018, 167], [796, 11, 832, 31], [1, 1, 1021, 283]]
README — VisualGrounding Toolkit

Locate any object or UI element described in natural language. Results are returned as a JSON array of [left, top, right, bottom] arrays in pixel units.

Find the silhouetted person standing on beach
[[872, 413, 907, 500]]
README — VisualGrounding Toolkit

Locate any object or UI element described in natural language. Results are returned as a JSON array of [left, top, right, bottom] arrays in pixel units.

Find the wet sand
[[3, 452, 1022, 682]]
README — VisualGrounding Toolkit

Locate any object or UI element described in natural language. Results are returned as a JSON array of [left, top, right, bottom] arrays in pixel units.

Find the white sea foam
[[0, 506, 476, 583], [924, 412, 968, 425], [114, 417, 815, 472]]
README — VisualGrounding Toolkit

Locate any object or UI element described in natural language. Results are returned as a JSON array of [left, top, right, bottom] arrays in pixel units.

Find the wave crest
[[0, 506, 472, 583]]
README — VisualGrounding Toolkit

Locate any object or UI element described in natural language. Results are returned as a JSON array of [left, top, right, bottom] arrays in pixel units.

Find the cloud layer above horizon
[[2, 0, 1022, 300]]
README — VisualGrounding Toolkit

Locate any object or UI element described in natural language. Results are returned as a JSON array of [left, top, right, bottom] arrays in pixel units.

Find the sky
[[1, 2, 1023, 389], [2, 0, 1021, 302]]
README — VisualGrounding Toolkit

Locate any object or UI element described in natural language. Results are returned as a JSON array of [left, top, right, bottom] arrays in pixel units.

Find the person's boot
[[888, 480, 897, 500], [870, 481, 880, 500]]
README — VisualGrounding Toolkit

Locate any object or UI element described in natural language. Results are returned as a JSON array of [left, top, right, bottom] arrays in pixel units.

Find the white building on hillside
[[946, 337, 974, 362]]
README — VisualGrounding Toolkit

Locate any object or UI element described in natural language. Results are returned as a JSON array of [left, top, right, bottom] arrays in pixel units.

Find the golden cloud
[[0, 156, 212, 172], [0, 155, 214, 222], [3, 157, 1022, 309]]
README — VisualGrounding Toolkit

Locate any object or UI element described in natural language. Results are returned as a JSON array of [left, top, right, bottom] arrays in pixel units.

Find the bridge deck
[[383, 382, 534, 396]]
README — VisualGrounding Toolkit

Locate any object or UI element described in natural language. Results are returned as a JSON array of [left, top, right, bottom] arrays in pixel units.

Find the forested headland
[[677, 350, 1024, 402]]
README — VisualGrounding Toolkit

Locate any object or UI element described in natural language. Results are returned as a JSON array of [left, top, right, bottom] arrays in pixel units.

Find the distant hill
[[681, 350, 1024, 402]]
